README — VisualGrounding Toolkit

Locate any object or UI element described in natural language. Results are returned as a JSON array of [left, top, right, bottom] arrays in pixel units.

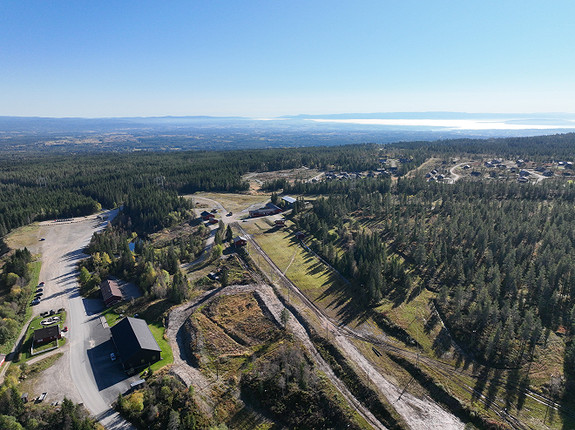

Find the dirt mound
[[184, 292, 281, 364]]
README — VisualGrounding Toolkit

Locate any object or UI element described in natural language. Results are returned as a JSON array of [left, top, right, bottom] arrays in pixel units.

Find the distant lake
[[308, 118, 575, 131]]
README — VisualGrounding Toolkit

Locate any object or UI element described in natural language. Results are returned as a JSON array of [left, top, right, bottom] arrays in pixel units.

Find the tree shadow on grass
[[516, 372, 530, 412], [388, 286, 411, 309], [485, 368, 503, 410], [504, 367, 521, 409], [431, 327, 451, 357], [471, 367, 490, 405], [263, 226, 283, 234], [561, 356, 575, 430], [305, 260, 328, 277], [315, 269, 372, 326], [424, 312, 439, 334], [452, 348, 475, 374]]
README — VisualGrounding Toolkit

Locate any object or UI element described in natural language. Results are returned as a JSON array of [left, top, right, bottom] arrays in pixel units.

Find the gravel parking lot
[[23, 211, 134, 429]]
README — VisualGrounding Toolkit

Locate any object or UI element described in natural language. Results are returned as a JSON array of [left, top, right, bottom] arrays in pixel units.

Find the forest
[[284, 136, 575, 386], [0, 144, 380, 238], [3, 133, 575, 427]]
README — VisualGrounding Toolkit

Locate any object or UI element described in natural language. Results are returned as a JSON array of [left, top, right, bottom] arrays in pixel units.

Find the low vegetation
[[241, 343, 368, 429], [180, 292, 370, 428], [6, 135, 575, 427], [101, 298, 174, 373], [22, 311, 66, 360], [0, 249, 41, 356], [116, 373, 207, 430]]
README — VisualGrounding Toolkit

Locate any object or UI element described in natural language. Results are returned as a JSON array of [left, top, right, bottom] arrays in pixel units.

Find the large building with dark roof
[[110, 317, 161, 373]]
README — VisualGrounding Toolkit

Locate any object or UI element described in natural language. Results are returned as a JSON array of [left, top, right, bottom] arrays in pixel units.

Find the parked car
[[36, 288, 43, 293], [31, 298, 40, 306], [110, 352, 117, 361], [227, 212, 233, 216], [39, 282, 45, 287], [39, 238, 45, 241], [35, 292, 43, 297], [63, 326, 68, 332]]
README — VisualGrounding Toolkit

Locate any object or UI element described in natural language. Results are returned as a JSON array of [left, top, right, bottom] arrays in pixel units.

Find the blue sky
[[1, 1, 574, 117]]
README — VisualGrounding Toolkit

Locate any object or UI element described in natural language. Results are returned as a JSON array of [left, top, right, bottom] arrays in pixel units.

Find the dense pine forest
[[0, 145, 379, 238]]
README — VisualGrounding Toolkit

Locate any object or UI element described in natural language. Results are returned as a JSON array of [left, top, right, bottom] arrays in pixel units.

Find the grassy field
[[376, 288, 439, 355], [242, 220, 370, 328], [148, 323, 173, 372], [102, 306, 122, 327], [21, 352, 64, 379]]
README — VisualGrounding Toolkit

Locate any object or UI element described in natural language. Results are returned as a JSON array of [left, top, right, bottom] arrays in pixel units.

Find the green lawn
[[242, 222, 358, 325], [376, 288, 437, 354], [148, 323, 173, 372], [22, 310, 66, 360], [102, 306, 123, 327]]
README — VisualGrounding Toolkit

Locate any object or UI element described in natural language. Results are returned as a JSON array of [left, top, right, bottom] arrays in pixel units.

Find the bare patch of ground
[[19, 348, 82, 405], [186, 192, 270, 214], [243, 167, 321, 192], [167, 283, 388, 429], [5, 223, 42, 253]]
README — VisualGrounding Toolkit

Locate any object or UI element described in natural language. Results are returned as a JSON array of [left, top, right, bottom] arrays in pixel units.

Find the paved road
[[30, 210, 135, 429]]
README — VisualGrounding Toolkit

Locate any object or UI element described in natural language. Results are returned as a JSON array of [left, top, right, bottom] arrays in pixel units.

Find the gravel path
[[235, 224, 464, 430]]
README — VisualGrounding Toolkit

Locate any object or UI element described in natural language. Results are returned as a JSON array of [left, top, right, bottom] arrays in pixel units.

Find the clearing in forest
[[241, 221, 379, 331], [188, 192, 269, 214]]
